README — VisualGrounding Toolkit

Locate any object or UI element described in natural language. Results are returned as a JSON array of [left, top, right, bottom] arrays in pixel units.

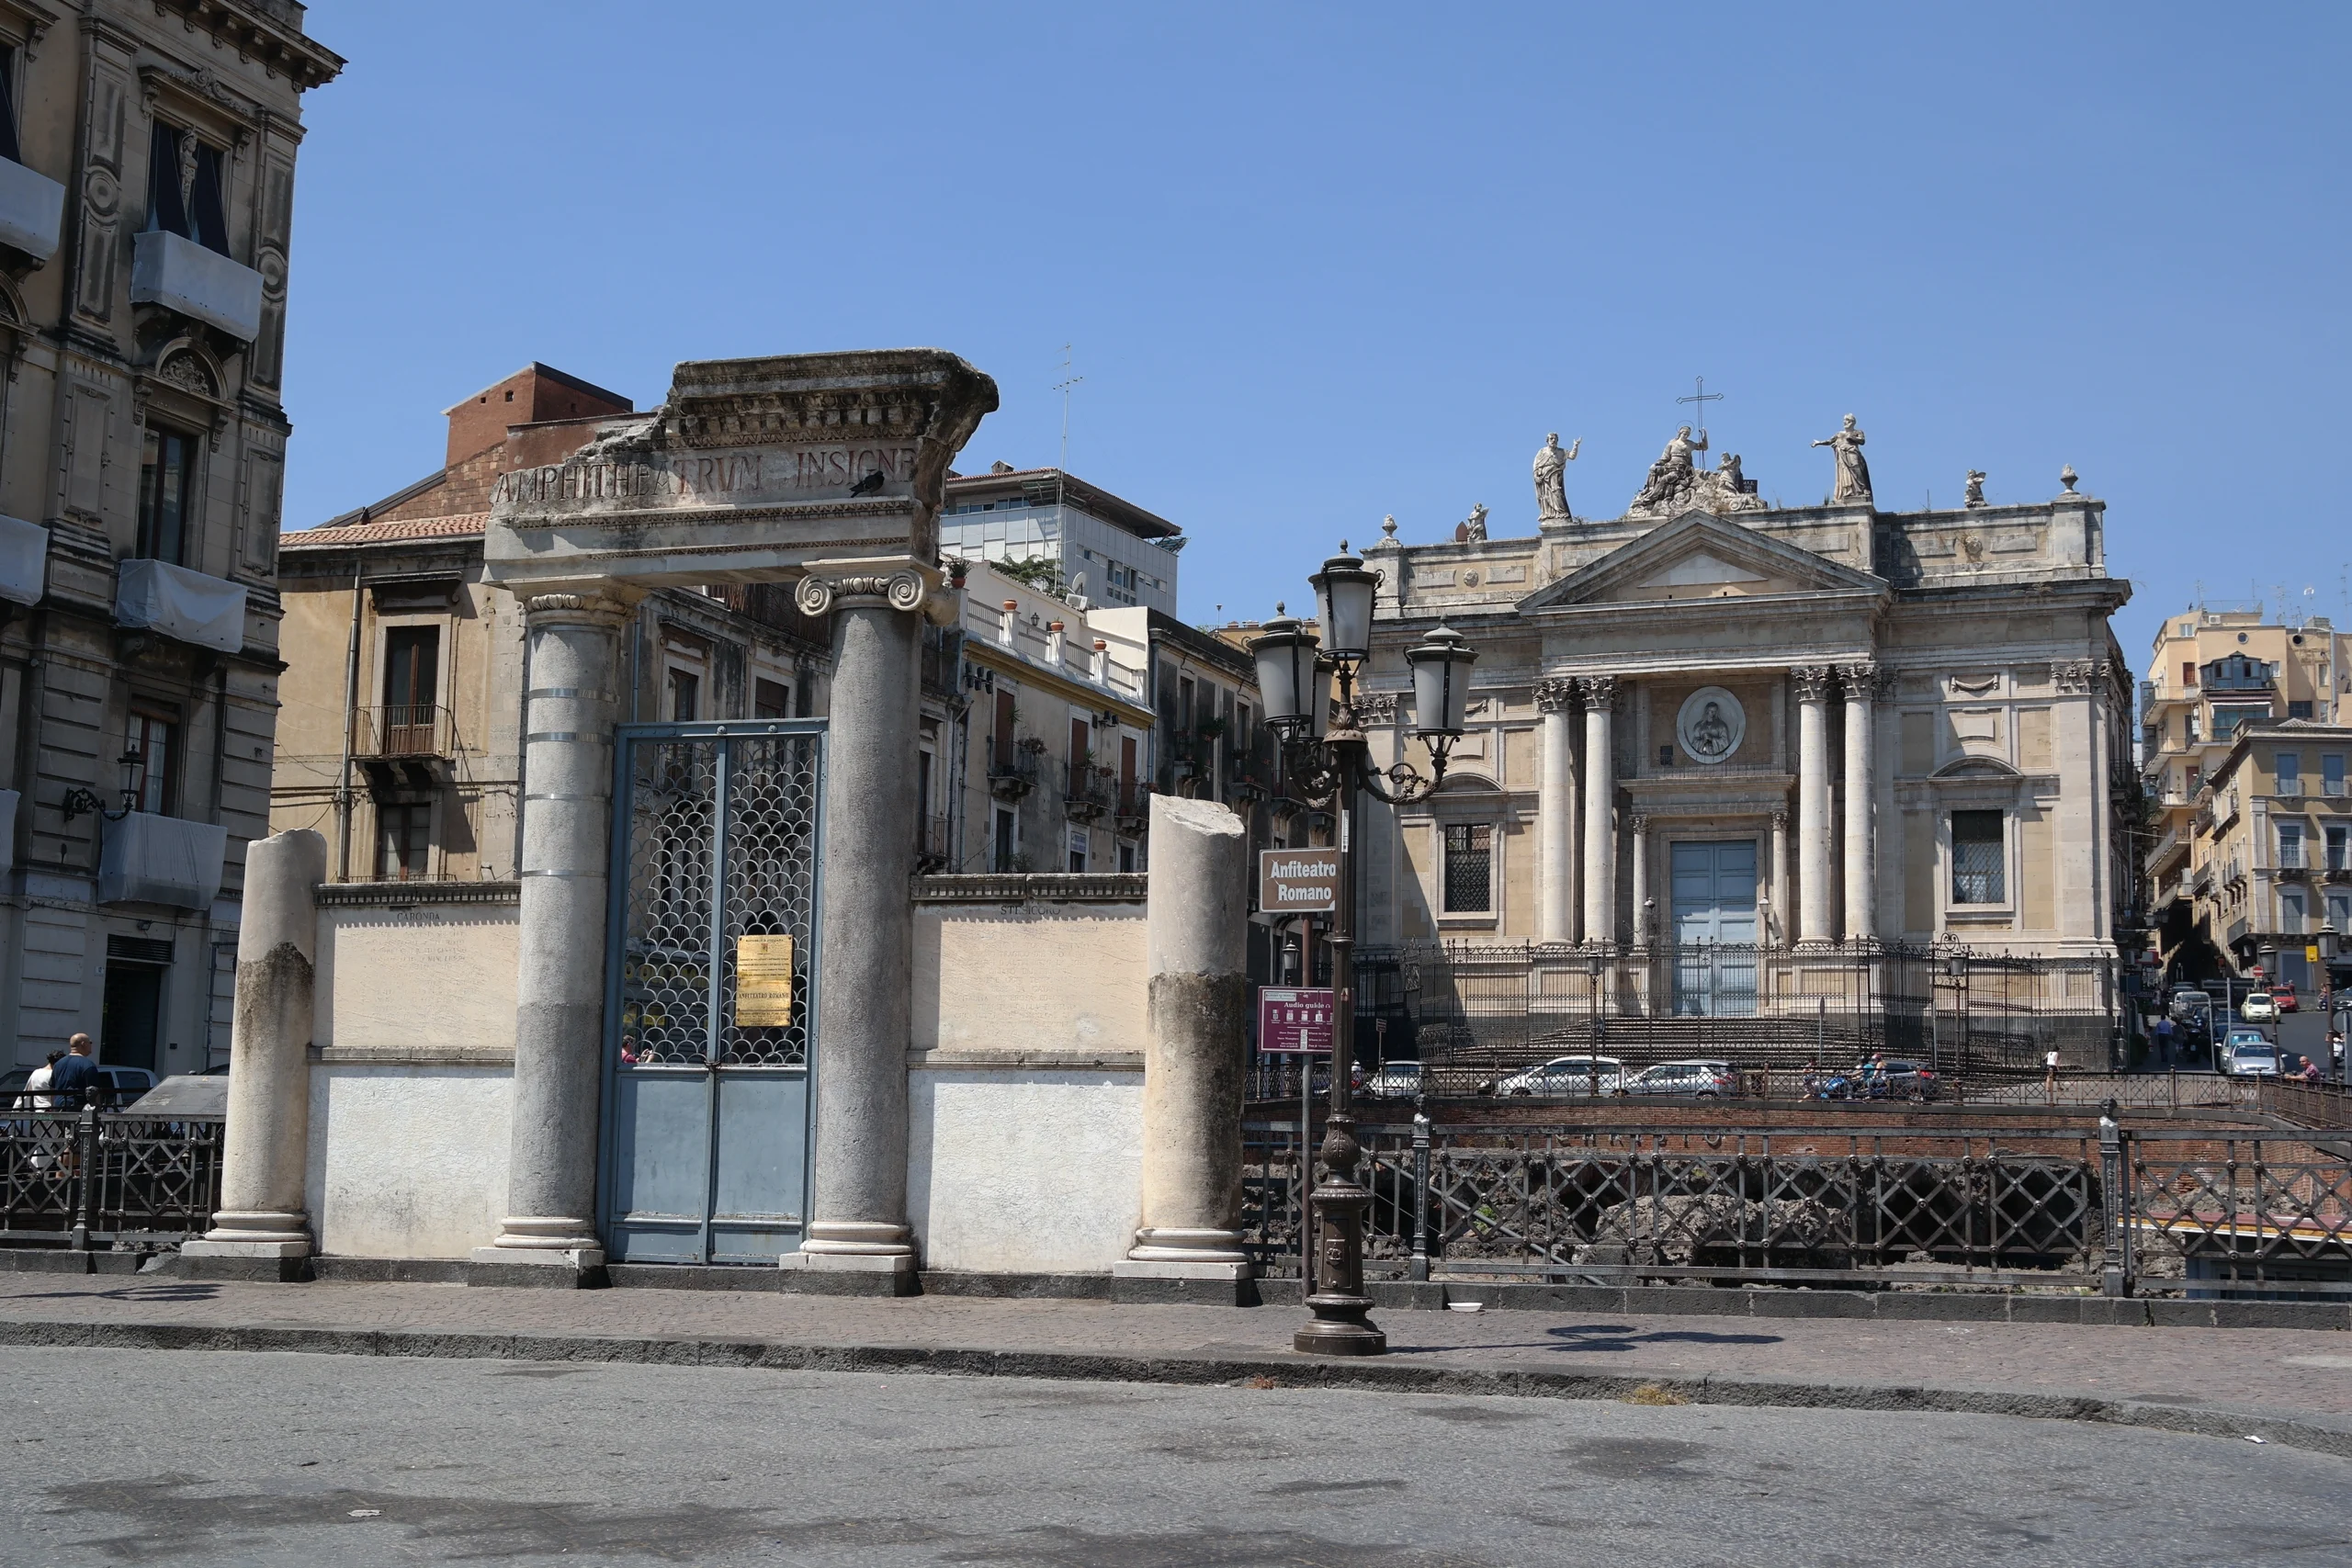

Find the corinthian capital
[[2052, 659, 2098, 694], [1790, 664, 1836, 702], [1577, 674, 1621, 708], [1534, 677, 1577, 714], [1837, 660, 1880, 703]]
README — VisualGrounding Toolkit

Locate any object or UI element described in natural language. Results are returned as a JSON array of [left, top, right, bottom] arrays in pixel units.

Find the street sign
[[2308, 945, 2323, 964], [1259, 848, 1340, 914], [1258, 987, 1334, 1055]]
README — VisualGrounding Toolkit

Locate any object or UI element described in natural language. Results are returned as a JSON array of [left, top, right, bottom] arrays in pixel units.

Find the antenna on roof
[[1052, 344, 1082, 472]]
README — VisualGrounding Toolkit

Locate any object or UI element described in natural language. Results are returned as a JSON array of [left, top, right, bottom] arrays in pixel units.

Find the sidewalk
[[4, 1271, 2350, 1457]]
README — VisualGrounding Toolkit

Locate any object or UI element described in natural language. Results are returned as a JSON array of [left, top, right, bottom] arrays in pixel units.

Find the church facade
[[1351, 433, 2136, 985]]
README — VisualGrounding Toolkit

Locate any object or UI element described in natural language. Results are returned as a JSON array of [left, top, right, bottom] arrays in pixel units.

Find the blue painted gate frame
[[597, 719, 826, 1264]]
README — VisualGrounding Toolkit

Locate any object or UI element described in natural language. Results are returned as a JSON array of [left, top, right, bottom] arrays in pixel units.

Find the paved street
[[3, 1347, 2348, 1567]]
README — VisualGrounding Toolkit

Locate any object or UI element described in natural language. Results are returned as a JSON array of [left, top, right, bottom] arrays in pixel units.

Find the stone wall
[[908, 874, 1148, 1273]]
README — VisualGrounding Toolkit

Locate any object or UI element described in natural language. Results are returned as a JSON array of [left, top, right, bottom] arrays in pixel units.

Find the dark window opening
[[137, 426, 197, 564], [1442, 823, 1492, 914], [382, 626, 438, 752], [992, 689, 1015, 770], [100, 961, 163, 1075], [145, 121, 229, 255], [0, 47, 19, 164], [1951, 809, 2006, 905], [754, 678, 790, 720], [127, 709, 176, 817], [667, 668, 699, 723], [992, 807, 1017, 873], [377, 802, 431, 882]]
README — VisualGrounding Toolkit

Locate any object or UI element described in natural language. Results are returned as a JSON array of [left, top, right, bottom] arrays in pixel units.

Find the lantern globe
[[1405, 625, 1476, 737], [1248, 611, 1318, 731], [1310, 547, 1379, 660]]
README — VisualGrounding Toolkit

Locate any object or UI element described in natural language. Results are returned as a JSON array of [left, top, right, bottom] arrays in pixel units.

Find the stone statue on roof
[[1532, 433, 1579, 523], [1812, 413, 1872, 503]]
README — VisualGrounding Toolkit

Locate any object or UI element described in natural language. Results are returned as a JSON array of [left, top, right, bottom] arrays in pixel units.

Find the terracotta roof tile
[[286, 513, 488, 548]]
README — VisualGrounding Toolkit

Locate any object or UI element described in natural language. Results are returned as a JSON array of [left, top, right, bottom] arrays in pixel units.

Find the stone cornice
[[316, 879, 520, 908], [914, 872, 1147, 905]]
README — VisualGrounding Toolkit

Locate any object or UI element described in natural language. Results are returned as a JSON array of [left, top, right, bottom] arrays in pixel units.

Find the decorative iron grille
[[0, 1108, 222, 1248]]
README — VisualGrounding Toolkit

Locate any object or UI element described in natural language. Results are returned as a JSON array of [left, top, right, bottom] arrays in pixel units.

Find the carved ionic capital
[[1533, 677, 1577, 714], [2053, 658, 2098, 694], [1790, 664, 1836, 702], [1577, 674, 1621, 709], [796, 568, 927, 618], [522, 590, 640, 627]]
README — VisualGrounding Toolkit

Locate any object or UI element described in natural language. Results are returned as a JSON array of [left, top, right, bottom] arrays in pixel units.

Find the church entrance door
[[1670, 839, 1758, 1017]]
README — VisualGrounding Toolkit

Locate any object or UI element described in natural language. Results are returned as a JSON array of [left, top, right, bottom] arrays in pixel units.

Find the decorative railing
[[355, 704, 453, 758], [0, 1107, 223, 1250]]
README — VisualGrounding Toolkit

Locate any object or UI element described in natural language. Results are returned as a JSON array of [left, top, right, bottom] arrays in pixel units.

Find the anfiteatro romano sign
[[1259, 848, 1340, 913], [481, 349, 998, 597]]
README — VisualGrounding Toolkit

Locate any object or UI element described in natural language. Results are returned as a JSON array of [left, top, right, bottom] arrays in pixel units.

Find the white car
[[1361, 1061, 1424, 1101], [1620, 1059, 1736, 1098], [2240, 991, 2278, 1023], [1495, 1055, 1625, 1097], [2222, 1032, 2279, 1077]]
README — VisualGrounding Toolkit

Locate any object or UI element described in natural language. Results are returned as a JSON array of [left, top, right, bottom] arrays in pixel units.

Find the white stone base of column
[[1114, 1258, 1250, 1281], [779, 1250, 916, 1276], [183, 1238, 311, 1259], [469, 1245, 606, 1269], [1121, 1225, 1248, 1278]]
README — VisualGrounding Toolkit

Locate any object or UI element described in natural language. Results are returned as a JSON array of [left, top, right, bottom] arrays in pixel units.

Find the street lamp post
[[2319, 923, 2341, 1081], [1250, 547, 1475, 1358]]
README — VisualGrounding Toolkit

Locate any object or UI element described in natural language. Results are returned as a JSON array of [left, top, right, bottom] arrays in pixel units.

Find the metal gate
[[599, 720, 823, 1264]]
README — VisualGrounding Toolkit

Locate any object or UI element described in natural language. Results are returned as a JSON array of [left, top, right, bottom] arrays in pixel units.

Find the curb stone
[[3, 1316, 2347, 1461]]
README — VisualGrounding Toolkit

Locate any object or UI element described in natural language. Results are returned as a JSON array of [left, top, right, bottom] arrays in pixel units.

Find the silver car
[[1620, 1059, 1736, 1098], [1494, 1055, 1625, 1097], [2222, 1032, 2279, 1077]]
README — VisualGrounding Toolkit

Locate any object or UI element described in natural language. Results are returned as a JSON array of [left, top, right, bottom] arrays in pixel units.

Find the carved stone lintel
[[1577, 674, 1621, 709], [2053, 659, 2098, 695], [1533, 677, 1577, 714], [796, 569, 926, 618], [1790, 664, 1836, 703]]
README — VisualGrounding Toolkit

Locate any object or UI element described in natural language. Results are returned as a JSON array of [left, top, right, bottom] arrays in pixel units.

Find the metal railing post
[[2098, 1102, 2129, 1297], [1408, 1098, 1431, 1282], [69, 1105, 98, 1253]]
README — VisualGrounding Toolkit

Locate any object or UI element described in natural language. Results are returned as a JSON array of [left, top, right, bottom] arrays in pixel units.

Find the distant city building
[[0, 4, 340, 1077], [938, 464, 1183, 614]]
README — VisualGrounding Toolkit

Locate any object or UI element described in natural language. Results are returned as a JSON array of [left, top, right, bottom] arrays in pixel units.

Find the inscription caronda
[[490, 443, 920, 512]]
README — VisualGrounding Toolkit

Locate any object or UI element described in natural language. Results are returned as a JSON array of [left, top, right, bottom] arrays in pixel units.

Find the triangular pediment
[[1519, 510, 1886, 613]]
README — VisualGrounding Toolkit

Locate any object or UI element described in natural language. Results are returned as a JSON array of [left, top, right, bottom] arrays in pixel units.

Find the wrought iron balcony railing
[[356, 704, 453, 758]]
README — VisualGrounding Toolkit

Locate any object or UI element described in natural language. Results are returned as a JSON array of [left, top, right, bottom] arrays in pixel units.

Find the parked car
[[1866, 1057, 1942, 1100], [1494, 1055, 1625, 1097], [2271, 982, 2299, 1013], [1362, 1061, 1424, 1101], [1620, 1059, 1735, 1098], [2222, 1031, 2280, 1077], [2241, 991, 2279, 1023]]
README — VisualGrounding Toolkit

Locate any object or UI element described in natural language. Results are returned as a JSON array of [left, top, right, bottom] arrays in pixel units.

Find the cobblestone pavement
[[4, 1273, 2350, 1431]]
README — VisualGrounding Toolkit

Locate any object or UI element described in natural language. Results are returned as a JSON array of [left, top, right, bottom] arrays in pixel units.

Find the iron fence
[[0, 1107, 224, 1250], [1242, 1111, 2352, 1297], [1348, 940, 2120, 1078]]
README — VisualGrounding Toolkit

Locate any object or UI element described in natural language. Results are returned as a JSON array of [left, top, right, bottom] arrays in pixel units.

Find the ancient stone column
[[1535, 678, 1577, 945], [475, 590, 638, 1271], [1580, 675, 1618, 945], [1840, 662, 1878, 942], [1769, 808, 1791, 947], [1794, 665, 1834, 944], [1629, 814, 1652, 946], [784, 570, 924, 1288], [186, 829, 327, 1267], [1119, 794, 1250, 1284]]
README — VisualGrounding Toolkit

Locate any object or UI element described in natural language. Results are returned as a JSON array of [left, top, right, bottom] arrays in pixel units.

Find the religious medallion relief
[[1675, 686, 1746, 765]]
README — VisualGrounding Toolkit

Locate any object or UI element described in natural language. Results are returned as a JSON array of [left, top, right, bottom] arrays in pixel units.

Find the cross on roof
[[1677, 376, 1723, 439]]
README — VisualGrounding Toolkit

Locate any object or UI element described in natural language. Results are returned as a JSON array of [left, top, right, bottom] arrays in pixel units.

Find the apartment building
[[2141, 610, 2349, 975], [0, 3, 339, 1075], [2178, 720, 2352, 989], [938, 464, 1182, 615]]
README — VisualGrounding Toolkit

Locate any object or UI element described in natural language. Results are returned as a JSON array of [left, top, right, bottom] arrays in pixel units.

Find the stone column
[[186, 829, 327, 1269], [1769, 808, 1790, 947], [1793, 665, 1834, 944], [1535, 678, 1577, 945], [1629, 814, 1652, 946], [1119, 794, 1250, 1288], [784, 570, 925, 1287], [476, 591, 639, 1271], [1840, 661, 1878, 943], [1579, 676, 1619, 945]]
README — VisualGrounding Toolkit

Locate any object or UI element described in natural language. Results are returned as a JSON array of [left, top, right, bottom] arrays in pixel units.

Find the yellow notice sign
[[2309, 945, 2324, 964], [735, 934, 796, 1027]]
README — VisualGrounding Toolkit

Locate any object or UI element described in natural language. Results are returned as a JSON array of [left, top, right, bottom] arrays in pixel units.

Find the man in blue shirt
[[45, 1033, 99, 1107]]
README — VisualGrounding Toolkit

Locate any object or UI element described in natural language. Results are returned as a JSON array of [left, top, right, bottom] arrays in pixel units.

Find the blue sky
[[286, 3, 2347, 665]]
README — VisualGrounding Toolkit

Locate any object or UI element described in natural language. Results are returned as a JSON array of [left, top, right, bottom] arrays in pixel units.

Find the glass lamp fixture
[[1404, 625, 1476, 739], [1309, 545, 1379, 662], [1248, 606, 1319, 734]]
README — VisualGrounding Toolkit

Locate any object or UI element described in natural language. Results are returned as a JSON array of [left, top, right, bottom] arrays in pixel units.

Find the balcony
[[1114, 781, 1150, 834], [115, 558, 247, 655], [97, 811, 228, 910], [1064, 763, 1114, 823], [987, 740, 1042, 801], [0, 513, 45, 605], [916, 813, 951, 874], [130, 230, 264, 342], [0, 154, 61, 263], [355, 705, 453, 793], [0, 156, 63, 264]]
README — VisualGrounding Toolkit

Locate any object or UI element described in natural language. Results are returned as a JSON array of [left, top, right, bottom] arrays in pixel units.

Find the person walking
[[13, 1049, 62, 1111], [45, 1034, 99, 1109]]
